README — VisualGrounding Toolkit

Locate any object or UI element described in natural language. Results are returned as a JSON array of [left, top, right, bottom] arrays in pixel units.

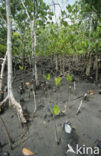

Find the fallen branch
[[33, 90, 37, 113]]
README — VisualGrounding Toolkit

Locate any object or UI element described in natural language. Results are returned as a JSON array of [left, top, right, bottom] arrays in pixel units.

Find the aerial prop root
[[0, 94, 26, 124]]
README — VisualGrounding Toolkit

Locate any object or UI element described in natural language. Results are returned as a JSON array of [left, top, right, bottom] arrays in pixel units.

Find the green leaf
[[53, 104, 60, 115], [48, 11, 54, 16], [43, 74, 50, 81], [66, 4, 73, 13], [47, 74, 51, 80], [61, 10, 66, 16], [19, 65, 23, 70], [43, 74, 47, 80], [54, 77, 61, 86], [66, 74, 72, 82]]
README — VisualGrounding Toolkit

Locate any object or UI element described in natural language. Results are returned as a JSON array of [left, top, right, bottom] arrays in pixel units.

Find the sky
[[44, 0, 76, 22]]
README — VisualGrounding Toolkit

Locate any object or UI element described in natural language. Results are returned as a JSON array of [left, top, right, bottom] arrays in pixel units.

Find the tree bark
[[22, 32, 25, 84], [55, 55, 58, 72], [31, 21, 39, 88]]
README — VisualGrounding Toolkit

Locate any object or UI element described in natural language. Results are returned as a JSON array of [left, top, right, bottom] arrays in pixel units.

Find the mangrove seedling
[[53, 104, 60, 116], [54, 77, 61, 87], [54, 77, 61, 105], [49, 104, 60, 144], [43, 73, 51, 81], [43, 73, 51, 92], [66, 74, 72, 82], [49, 104, 60, 117]]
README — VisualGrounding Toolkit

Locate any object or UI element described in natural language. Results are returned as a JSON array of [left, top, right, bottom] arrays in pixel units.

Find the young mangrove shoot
[[54, 76, 61, 105]]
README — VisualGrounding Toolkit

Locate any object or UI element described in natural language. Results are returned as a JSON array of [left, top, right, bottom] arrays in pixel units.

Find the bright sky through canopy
[[44, 0, 76, 22]]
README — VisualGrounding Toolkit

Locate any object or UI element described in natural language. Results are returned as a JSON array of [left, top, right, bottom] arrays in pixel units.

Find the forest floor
[[0, 69, 101, 156]]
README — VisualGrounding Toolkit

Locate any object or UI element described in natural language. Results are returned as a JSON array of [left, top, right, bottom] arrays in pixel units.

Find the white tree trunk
[[21, 0, 38, 88], [0, 0, 26, 123], [31, 21, 39, 88], [6, 0, 13, 97], [21, 0, 37, 112], [86, 54, 92, 76], [31, 20, 39, 87]]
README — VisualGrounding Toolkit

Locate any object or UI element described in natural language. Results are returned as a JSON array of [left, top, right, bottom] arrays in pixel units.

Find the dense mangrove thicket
[[0, 0, 101, 82]]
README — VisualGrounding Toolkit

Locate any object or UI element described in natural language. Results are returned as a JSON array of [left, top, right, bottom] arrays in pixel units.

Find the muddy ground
[[0, 69, 101, 156]]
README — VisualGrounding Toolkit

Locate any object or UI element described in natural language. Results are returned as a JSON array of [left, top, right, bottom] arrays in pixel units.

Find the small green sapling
[[66, 74, 72, 82], [43, 73, 51, 81], [50, 104, 60, 144], [54, 77, 61, 105], [43, 73, 51, 93], [53, 104, 60, 116]]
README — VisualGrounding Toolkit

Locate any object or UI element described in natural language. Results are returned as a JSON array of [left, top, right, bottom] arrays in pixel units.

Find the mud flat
[[0, 72, 101, 156]]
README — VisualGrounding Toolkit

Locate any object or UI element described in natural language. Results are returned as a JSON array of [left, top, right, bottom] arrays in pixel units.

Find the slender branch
[[0, 95, 8, 107], [21, 0, 31, 20]]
